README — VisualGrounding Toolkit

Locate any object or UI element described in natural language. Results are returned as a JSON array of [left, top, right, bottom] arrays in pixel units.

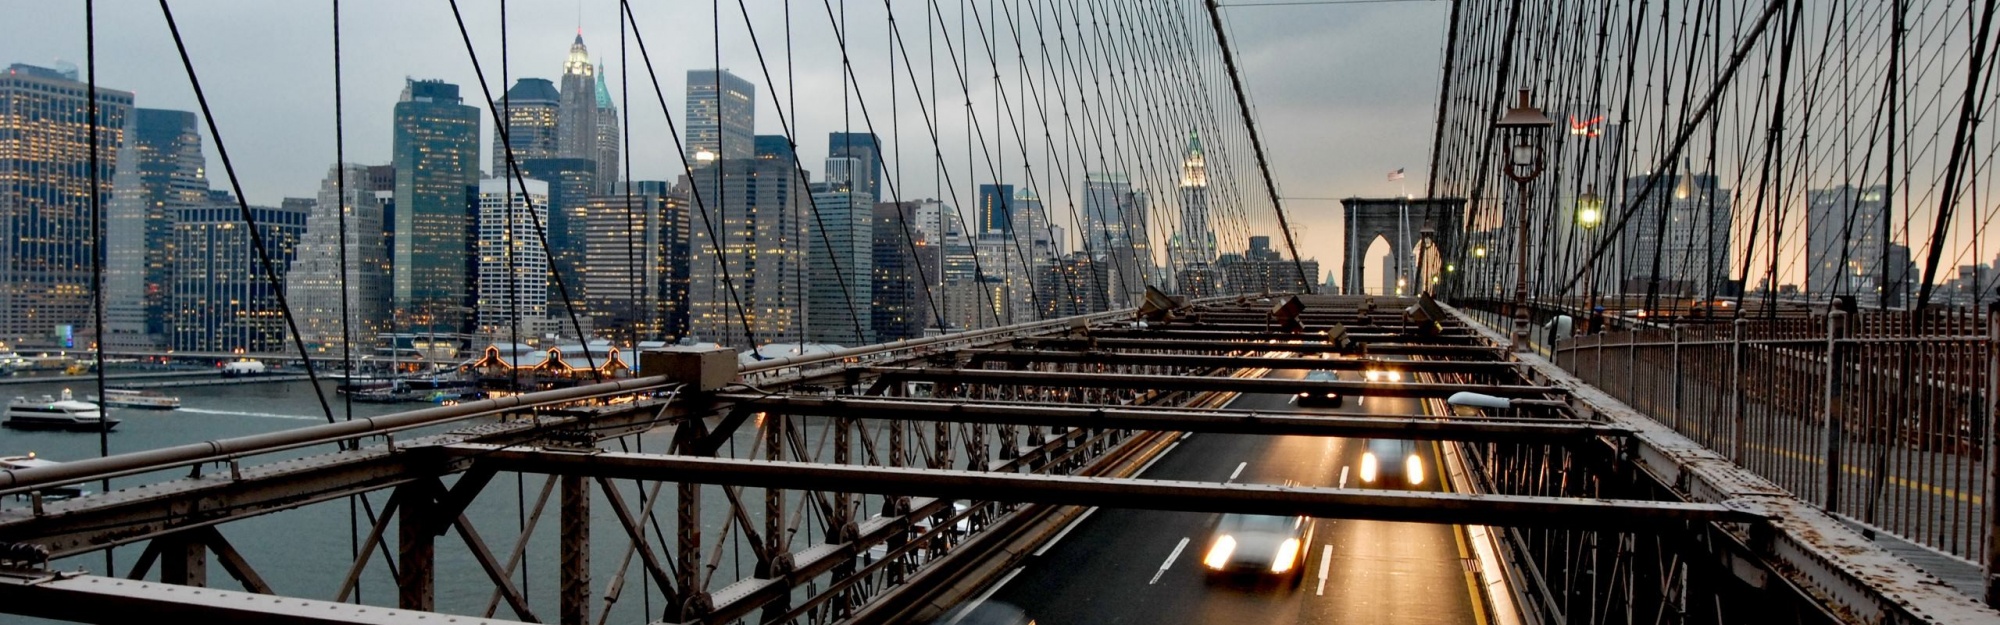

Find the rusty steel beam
[[1017, 337, 1503, 357], [962, 349, 1520, 373], [1088, 328, 1480, 343], [864, 367, 1556, 398], [0, 571, 521, 625], [717, 395, 1624, 442], [457, 446, 1757, 529]]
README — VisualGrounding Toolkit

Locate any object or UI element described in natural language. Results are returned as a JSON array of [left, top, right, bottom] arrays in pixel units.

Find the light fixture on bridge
[[1493, 88, 1553, 352], [1576, 184, 1604, 229], [1447, 391, 1568, 413]]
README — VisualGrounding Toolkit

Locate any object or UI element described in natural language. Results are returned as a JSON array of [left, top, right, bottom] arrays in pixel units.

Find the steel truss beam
[[0, 571, 518, 625], [962, 349, 1520, 373], [865, 367, 1556, 398], [1087, 328, 1480, 344], [1016, 337, 1502, 357], [717, 395, 1627, 443], [453, 446, 1756, 529]]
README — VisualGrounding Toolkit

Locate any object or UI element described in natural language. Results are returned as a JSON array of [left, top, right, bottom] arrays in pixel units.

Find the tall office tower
[[824, 156, 862, 188], [285, 164, 392, 356], [518, 157, 596, 316], [872, 201, 934, 342], [1083, 172, 1153, 308], [1174, 133, 1217, 297], [828, 132, 882, 202], [105, 107, 208, 350], [685, 69, 755, 161], [685, 156, 807, 347], [754, 135, 795, 164], [807, 180, 874, 346], [491, 78, 560, 174], [1614, 165, 1735, 297], [1805, 185, 1891, 299], [474, 177, 554, 338], [391, 79, 481, 334], [1011, 188, 1056, 263], [977, 184, 1014, 235], [583, 180, 689, 342], [168, 193, 308, 352], [592, 68, 621, 194], [0, 63, 132, 346], [556, 35, 599, 175]]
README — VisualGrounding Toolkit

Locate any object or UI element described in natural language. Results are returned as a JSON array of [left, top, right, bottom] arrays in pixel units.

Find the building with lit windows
[[492, 78, 560, 174], [583, 181, 689, 341], [474, 177, 554, 338], [168, 193, 308, 352], [0, 63, 133, 346], [684, 140, 807, 347], [390, 79, 481, 334], [685, 69, 755, 162], [285, 164, 392, 356], [104, 107, 207, 350]]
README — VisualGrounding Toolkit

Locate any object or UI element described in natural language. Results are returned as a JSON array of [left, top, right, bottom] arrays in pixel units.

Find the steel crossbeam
[[716, 394, 1626, 442], [454, 446, 1757, 529], [0, 571, 518, 625], [1016, 337, 1503, 357], [864, 366, 1556, 398]]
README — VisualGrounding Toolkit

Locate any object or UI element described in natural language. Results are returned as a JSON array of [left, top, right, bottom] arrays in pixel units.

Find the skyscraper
[[592, 68, 621, 194], [0, 63, 133, 346], [808, 177, 874, 346], [583, 181, 688, 341], [685, 146, 807, 348], [828, 132, 882, 202], [978, 183, 1014, 235], [391, 79, 482, 334], [474, 177, 554, 338], [285, 164, 392, 356], [492, 78, 560, 175], [1082, 172, 1152, 307], [872, 200, 934, 342], [556, 35, 599, 178], [686, 69, 755, 161], [1174, 133, 1217, 296], [518, 157, 597, 317], [1806, 185, 1890, 299], [1613, 166, 1735, 297], [169, 193, 308, 352], [105, 107, 207, 350]]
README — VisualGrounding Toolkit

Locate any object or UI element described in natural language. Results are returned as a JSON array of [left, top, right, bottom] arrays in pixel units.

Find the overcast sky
[[1, 0, 1450, 289]]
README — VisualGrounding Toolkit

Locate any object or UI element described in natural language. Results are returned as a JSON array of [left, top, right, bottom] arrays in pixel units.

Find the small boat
[[89, 388, 182, 410], [4, 389, 120, 431], [0, 452, 88, 499]]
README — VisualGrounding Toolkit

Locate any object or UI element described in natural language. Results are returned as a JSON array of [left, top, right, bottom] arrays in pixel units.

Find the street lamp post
[[1495, 89, 1553, 352], [1576, 183, 1604, 328]]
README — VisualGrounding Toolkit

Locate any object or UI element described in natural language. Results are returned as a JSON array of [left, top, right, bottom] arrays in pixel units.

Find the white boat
[[4, 389, 120, 432], [89, 388, 182, 410], [0, 452, 88, 499]]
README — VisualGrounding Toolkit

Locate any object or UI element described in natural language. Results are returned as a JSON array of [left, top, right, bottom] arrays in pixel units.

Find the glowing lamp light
[[1576, 184, 1605, 229]]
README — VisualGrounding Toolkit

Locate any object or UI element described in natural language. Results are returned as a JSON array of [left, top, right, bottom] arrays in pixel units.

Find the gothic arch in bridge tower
[[1339, 198, 1466, 296]]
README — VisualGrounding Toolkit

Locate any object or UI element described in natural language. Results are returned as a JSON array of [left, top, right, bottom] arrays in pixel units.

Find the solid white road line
[[1149, 537, 1191, 585], [1033, 507, 1100, 558], [1316, 545, 1333, 595], [951, 565, 1029, 624], [1228, 461, 1247, 482], [1339, 465, 1350, 489]]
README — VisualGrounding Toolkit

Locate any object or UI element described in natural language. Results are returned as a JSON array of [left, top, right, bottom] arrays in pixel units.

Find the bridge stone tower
[[1340, 197, 1465, 295]]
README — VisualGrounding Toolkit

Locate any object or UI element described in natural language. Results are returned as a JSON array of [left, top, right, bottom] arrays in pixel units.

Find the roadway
[[985, 369, 1487, 624]]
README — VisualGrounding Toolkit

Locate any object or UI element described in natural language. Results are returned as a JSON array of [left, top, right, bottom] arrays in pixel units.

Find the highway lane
[[986, 369, 1486, 624]]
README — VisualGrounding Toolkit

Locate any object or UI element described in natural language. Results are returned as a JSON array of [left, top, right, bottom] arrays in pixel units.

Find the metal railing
[[1551, 311, 1995, 567]]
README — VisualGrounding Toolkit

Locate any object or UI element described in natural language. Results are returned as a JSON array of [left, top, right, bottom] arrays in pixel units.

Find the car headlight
[[1364, 370, 1380, 382], [1359, 452, 1378, 483], [1203, 535, 1237, 570], [1296, 392, 1308, 397], [1270, 538, 1302, 573], [1406, 454, 1424, 485], [1387, 371, 1402, 383]]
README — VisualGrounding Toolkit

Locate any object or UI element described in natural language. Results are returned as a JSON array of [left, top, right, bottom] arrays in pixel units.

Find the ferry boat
[[4, 389, 120, 431], [89, 388, 182, 410], [0, 453, 88, 499]]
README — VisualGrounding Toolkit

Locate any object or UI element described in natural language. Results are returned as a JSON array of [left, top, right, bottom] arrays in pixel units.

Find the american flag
[[1388, 168, 1405, 181]]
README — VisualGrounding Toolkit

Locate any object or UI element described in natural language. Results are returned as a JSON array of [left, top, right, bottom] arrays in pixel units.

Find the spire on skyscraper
[[594, 58, 614, 108], [566, 33, 593, 77]]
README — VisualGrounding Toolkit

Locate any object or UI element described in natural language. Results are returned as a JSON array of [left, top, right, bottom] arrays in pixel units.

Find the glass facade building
[[390, 79, 481, 334]]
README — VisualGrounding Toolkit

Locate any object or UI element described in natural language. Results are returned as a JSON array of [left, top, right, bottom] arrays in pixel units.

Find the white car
[[1202, 513, 1314, 587], [1358, 439, 1425, 488]]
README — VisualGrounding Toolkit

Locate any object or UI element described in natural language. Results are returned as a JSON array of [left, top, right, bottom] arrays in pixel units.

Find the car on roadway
[[1294, 370, 1343, 407], [1201, 513, 1314, 587], [1358, 438, 1425, 488], [1362, 368, 1402, 383]]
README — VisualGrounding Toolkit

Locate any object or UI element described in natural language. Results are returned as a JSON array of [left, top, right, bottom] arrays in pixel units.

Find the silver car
[[1201, 513, 1313, 586], [1359, 438, 1425, 488]]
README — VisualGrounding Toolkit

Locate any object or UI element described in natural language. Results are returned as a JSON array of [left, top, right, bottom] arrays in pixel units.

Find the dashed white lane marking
[[1316, 545, 1333, 595], [1339, 465, 1349, 489], [1149, 537, 1191, 585], [1228, 462, 1247, 482]]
